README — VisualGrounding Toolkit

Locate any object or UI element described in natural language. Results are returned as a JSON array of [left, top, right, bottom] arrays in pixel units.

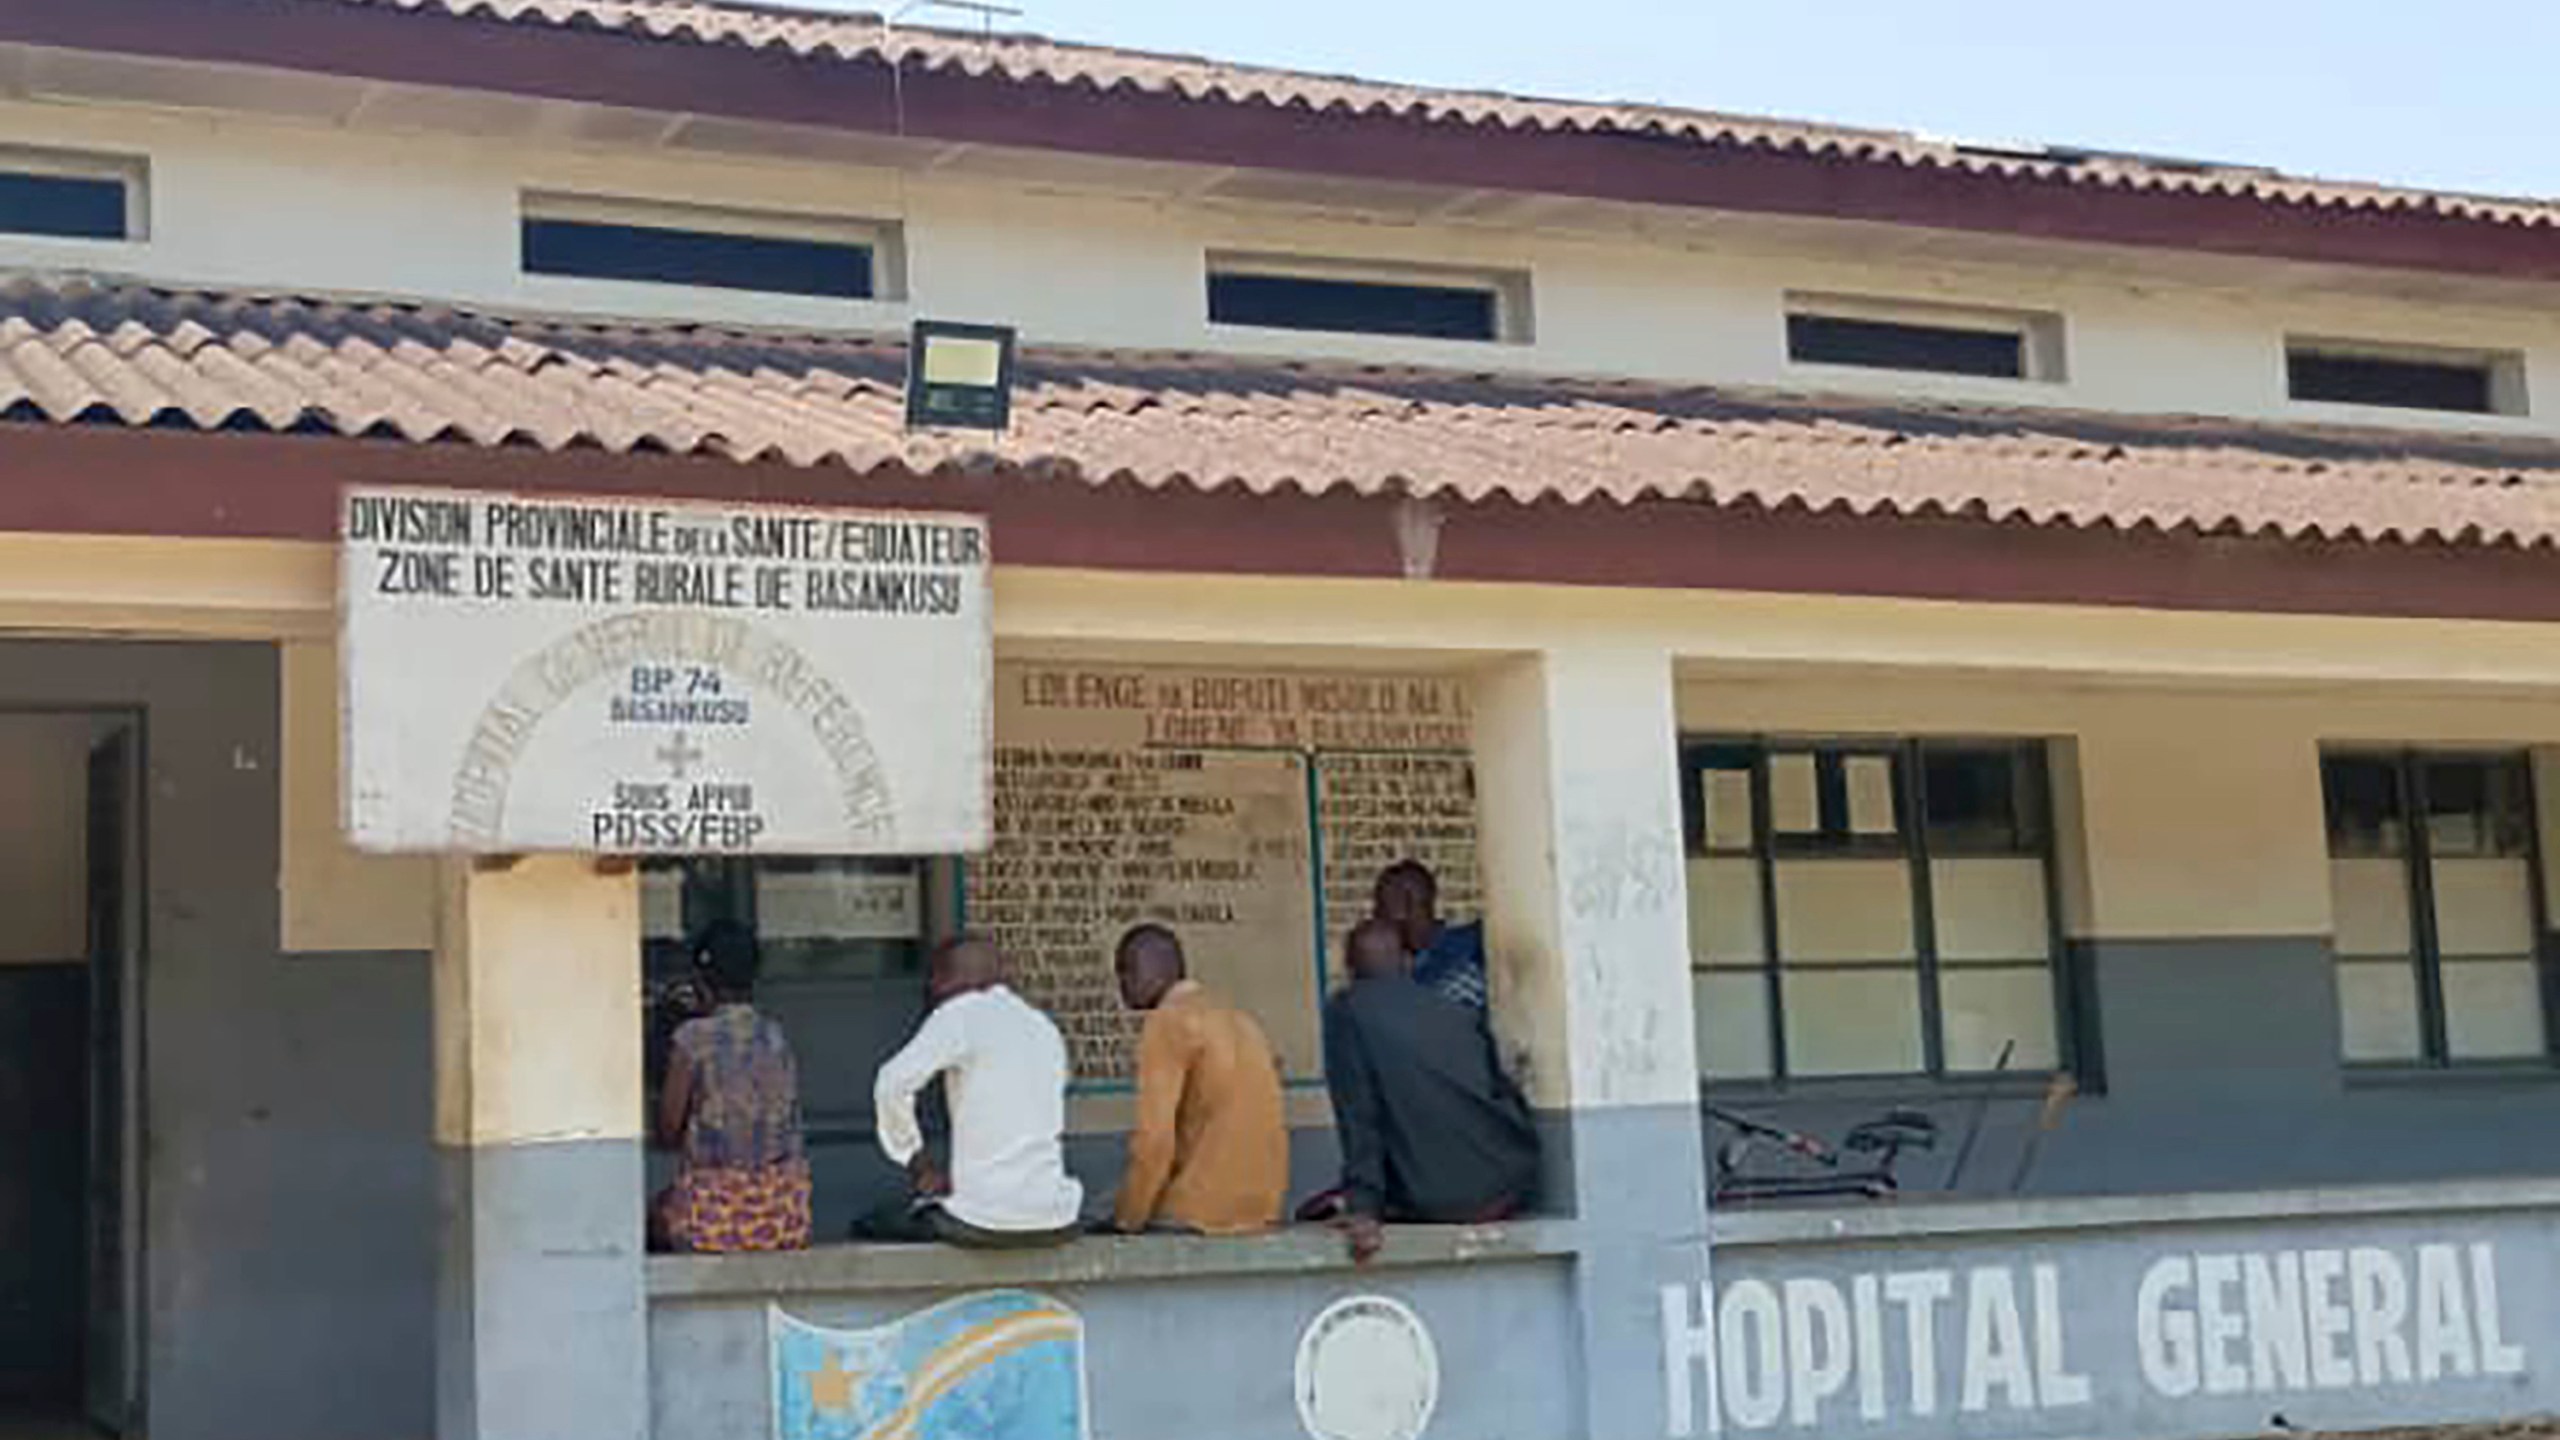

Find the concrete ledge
[[647, 1220, 1582, 1300], [1713, 1177, 2560, 1247]]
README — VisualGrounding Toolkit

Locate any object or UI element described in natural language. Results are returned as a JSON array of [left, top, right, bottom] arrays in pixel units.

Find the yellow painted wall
[[10, 534, 2560, 951], [1469, 654, 1571, 1101], [0, 714, 97, 966], [280, 642, 437, 953], [12, 537, 2560, 694], [2072, 710, 2328, 938], [434, 856, 643, 1147]]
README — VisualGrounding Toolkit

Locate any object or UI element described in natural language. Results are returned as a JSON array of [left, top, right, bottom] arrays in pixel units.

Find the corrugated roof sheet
[[308, 0, 2560, 230], [5, 277, 2559, 549]]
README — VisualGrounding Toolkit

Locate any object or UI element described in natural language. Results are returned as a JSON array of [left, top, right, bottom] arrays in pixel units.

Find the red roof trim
[[3, 425, 2556, 624]]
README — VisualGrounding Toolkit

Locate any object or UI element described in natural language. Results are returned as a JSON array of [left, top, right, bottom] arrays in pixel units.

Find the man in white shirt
[[866, 936, 1085, 1247]]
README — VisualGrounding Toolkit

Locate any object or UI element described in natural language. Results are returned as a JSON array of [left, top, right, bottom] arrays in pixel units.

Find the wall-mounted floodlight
[[905, 320, 1017, 433]]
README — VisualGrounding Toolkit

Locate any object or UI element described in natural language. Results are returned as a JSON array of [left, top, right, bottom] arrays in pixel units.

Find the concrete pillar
[[435, 856, 648, 1440], [1471, 645, 1707, 1440]]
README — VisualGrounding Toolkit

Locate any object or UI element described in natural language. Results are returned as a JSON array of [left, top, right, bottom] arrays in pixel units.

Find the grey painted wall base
[[1553, 1102, 1713, 1440], [1709, 936, 2560, 1201], [1695, 1187, 2560, 1440], [440, 1137, 649, 1440], [654, 1252, 1579, 1440]]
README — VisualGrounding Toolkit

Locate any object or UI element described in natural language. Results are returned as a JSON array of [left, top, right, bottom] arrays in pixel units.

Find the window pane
[[1768, 750, 1907, 855], [1922, 745, 2045, 854], [2337, 959, 2424, 1062], [0, 169, 129, 240], [523, 217, 874, 298], [1774, 859, 1916, 963], [2444, 959, 2546, 1060], [1940, 969, 2059, 1071], [1787, 314, 2025, 379], [2422, 757, 2533, 858], [1700, 764, 1756, 852], [2430, 857, 2536, 958], [1207, 272, 1499, 341], [2329, 857, 2414, 958], [1695, 971, 1774, 1080], [1930, 858, 2050, 963], [641, 865, 686, 943], [2288, 350, 2495, 414], [1769, 753, 1820, 836], [1782, 969, 1924, 1075], [2322, 755, 2406, 857], [1687, 857, 1765, 965], [1843, 755, 1899, 837], [641, 858, 757, 958], [755, 859, 924, 980]]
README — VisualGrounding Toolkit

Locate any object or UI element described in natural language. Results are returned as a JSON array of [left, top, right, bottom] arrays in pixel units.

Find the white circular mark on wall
[[1295, 1295, 1441, 1440]]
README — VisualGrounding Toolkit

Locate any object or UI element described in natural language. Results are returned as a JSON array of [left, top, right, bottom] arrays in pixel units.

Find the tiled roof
[[4, 278, 2558, 550], [311, 0, 2560, 230]]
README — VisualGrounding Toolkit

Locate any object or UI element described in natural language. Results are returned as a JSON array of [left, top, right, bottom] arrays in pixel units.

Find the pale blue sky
[[825, 0, 2554, 199]]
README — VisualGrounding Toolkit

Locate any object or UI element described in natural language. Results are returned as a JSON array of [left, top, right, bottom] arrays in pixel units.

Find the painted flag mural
[[771, 1291, 1089, 1440]]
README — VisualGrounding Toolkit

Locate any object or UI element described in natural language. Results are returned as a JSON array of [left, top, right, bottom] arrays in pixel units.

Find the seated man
[[1374, 859, 1487, 1013], [867, 936, 1084, 1248], [1321, 918, 1541, 1262], [1109, 924, 1288, 1235]]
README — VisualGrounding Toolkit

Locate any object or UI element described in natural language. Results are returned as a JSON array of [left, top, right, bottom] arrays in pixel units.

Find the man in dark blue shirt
[[1373, 860, 1486, 1013], [1321, 918, 1539, 1262]]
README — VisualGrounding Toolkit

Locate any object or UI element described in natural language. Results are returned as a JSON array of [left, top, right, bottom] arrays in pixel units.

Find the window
[[2324, 752, 2548, 1066], [522, 195, 882, 300], [642, 857, 943, 1133], [1683, 739, 2067, 1082], [1785, 294, 2063, 381], [2286, 340, 2521, 416], [0, 148, 144, 241], [1206, 253, 1525, 342]]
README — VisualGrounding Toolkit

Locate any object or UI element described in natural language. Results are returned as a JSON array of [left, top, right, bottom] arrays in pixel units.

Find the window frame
[[1683, 735, 2078, 1086], [2322, 748, 2554, 1070], [641, 855, 958, 1142], [1783, 292, 2067, 383], [519, 191, 899, 301], [0, 145, 149, 243], [2284, 336, 2526, 418], [642, 855, 949, 960], [1204, 250, 1532, 344]]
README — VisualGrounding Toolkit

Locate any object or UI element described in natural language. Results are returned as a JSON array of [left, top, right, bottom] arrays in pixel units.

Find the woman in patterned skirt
[[653, 920, 812, 1252]]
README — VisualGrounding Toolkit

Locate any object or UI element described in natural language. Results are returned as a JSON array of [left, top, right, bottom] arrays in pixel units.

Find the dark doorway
[[0, 961, 87, 1412], [0, 715, 140, 1438]]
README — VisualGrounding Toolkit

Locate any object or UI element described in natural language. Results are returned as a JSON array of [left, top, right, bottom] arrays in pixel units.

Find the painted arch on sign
[[444, 610, 896, 848]]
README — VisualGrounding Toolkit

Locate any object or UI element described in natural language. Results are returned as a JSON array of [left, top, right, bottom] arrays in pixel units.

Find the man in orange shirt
[[1109, 924, 1290, 1235]]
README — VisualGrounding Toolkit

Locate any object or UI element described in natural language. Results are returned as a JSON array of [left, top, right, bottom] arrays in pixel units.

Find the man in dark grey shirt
[[1321, 918, 1541, 1261]]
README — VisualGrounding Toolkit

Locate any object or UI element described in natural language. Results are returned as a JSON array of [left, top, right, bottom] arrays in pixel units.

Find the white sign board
[[340, 486, 990, 855]]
